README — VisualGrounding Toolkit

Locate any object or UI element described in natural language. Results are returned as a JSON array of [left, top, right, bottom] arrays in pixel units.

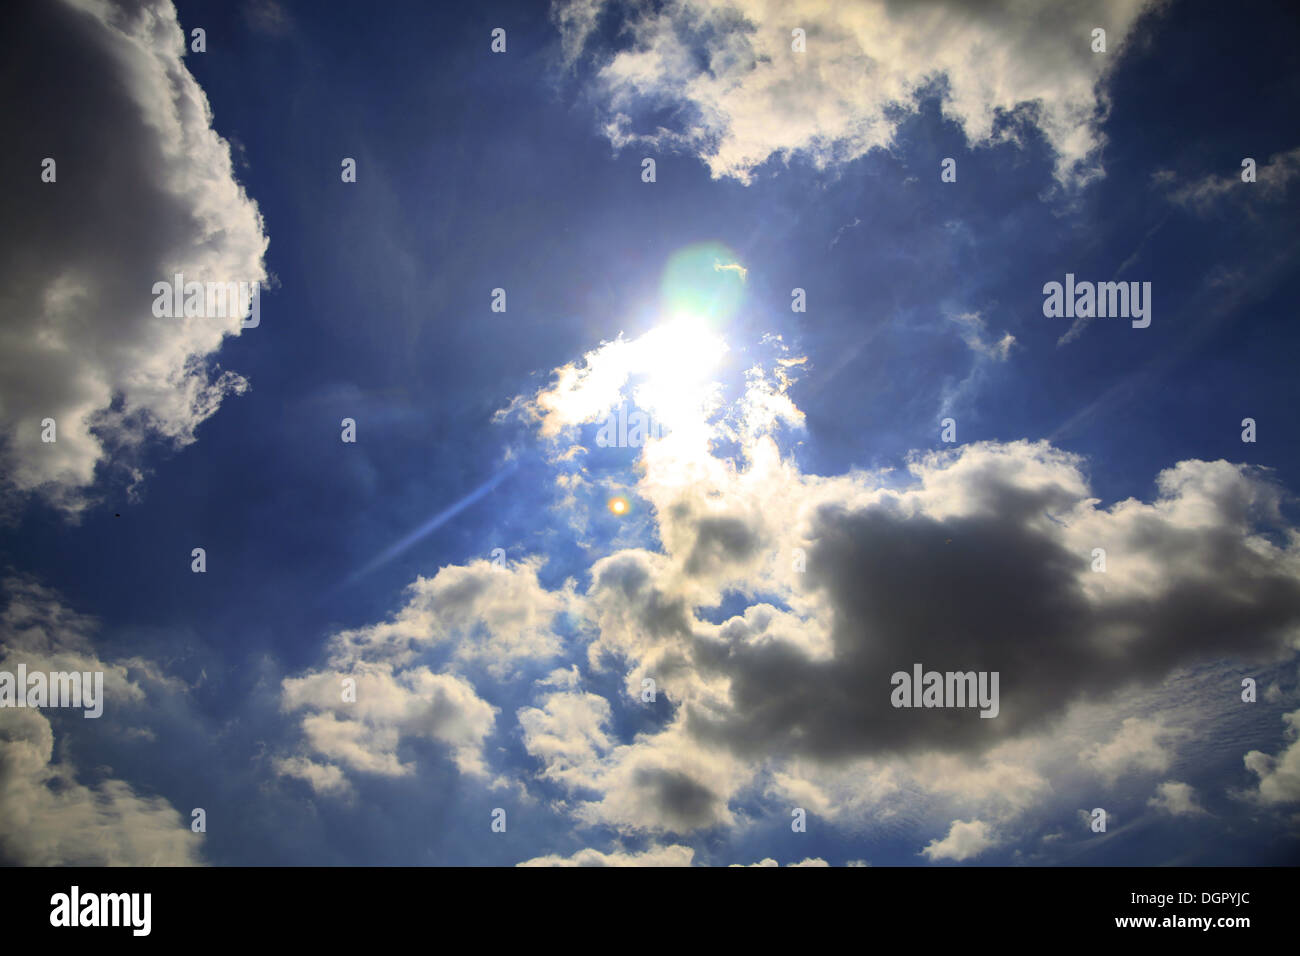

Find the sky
[[1, 0, 1299, 866]]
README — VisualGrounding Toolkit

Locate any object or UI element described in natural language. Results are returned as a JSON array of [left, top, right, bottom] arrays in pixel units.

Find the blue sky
[[2, 0, 1300, 866]]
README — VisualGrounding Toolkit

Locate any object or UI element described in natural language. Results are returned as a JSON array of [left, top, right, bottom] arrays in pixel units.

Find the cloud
[[938, 311, 1016, 418], [679, 447, 1300, 763], [278, 559, 576, 793], [947, 311, 1015, 361], [244, 0, 293, 35], [518, 689, 614, 789], [714, 260, 748, 282], [272, 756, 350, 796], [553, 0, 1161, 188], [1147, 780, 1207, 817], [517, 844, 696, 866], [731, 857, 829, 866], [552, 0, 607, 66], [921, 819, 996, 861], [0, 578, 201, 864], [554, 720, 750, 834], [279, 663, 499, 789], [516, 845, 827, 865], [326, 558, 571, 676], [829, 216, 862, 249], [0, 0, 269, 514], [495, 320, 729, 444], [1243, 709, 1300, 806], [494, 321, 1300, 844], [1083, 717, 1184, 785], [1158, 146, 1300, 214]]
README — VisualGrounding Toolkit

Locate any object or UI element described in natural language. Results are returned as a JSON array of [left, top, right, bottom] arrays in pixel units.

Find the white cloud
[[560, 722, 750, 835], [0, 708, 202, 865], [554, 0, 1160, 188], [0, 578, 201, 864], [277, 558, 575, 792], [517, 844, 696, 866], [731, 857, 829, 867], [519, 845, 827, 865], [279, 663, 499, 788], [518, 689, 614, 789], [495, 320, 730, 445], [1243, 709, 1300, 806], [325, 558, 571, 676], [272, 756, 350, 796], [1083, 717, 1184, 785], [1147, 780, 1207, 817], [921, 819, 996, 862], [0, 0, 268, 515]]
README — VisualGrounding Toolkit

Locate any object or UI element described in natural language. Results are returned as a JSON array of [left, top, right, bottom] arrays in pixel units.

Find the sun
[[629, 317, 727, 432], [636, 317, 726, 389], [607, 496, 629, 516]]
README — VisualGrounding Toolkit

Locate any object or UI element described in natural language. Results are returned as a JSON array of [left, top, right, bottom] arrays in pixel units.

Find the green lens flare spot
[[660, 241, 746, 326]]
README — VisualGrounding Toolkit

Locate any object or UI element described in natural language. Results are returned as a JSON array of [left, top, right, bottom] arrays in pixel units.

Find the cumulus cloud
[[280, 666, 498, 785], [1083, 717, 1184, 785], [731, 857, 829, 867], [272, 755, 350, 796], [495, 317, 1300, 846], [0, 578, 201, 864], [681, 446, 1300, 763], [1243, 709, 1300, 806], [1147, 780, 1207, 817], [278, 559, 577, 793], [517, 844, 696, 866], [553, 0, 1161, 187], [521, 687, 750, 833], [921, 819, 996, 862], [323, 558, 571, 676], [518, 688, 614, 789], [0, 0, 269, 514], [517, 845, 828, 865]]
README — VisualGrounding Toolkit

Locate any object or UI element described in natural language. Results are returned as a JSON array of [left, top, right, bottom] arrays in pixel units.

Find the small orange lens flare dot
[[607, 496, 629, 515]]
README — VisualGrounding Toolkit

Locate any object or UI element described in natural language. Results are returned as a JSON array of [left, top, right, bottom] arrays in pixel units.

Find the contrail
[[343, 460, 518, 586]]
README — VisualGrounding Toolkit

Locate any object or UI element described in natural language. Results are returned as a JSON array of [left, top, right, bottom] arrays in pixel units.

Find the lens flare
[[607, 496, 629, 515], [660, 241, 745, 327]]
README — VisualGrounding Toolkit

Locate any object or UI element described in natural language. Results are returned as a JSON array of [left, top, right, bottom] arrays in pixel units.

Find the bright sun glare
[[632, 317, 728, 426]]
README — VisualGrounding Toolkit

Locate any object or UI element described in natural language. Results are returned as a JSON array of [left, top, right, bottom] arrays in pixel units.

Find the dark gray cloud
[[666, 455, 1300, 761], [632, 767, 723, 830], [683, 514, 761, 576]]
